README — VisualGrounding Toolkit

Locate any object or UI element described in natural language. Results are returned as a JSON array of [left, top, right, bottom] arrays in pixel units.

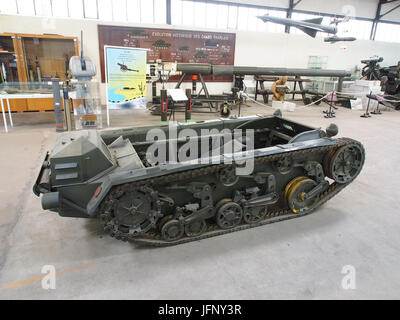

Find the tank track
[[99, 137, 364, 246]]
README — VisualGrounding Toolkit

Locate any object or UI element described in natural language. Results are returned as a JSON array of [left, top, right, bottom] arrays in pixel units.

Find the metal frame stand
[[371, 97, 383, 115], [185, 89, 191, 121], [361, 92, 372, 118], [168, 101, 176, 121], [151, 81, 157, 103], [175, 73, 214, 111], [254, 77, 269, 103], [295, 75, 307, 102], [160, 89, 168, 122], [324, 91, 336, 118], [237, 98, 242, 118], [62, 84, 72, 131], [371, 104, 382, 115]]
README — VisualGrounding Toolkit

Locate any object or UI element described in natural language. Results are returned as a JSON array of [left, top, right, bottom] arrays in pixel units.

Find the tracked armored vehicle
[[33, 115, 365, 246]]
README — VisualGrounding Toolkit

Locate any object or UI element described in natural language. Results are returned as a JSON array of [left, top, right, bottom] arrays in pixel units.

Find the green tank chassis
[[33, 115, 365, 246]]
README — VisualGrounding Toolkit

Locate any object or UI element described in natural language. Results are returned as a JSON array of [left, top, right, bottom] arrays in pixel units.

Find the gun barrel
[[177, 63, 351, 78], [177, 63, 213, 75], [361, 57, 384, 64]]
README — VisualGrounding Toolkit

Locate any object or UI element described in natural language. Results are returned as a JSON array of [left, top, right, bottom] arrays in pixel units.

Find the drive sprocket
[[100, 185, 161, 240]]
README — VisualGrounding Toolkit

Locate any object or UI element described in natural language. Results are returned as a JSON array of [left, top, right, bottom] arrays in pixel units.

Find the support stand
[[192, 77, 197, 94], [52, 78, 64, 132], [160, 89, 168, 122], [198, 73, 213, 111], [361, 91, 372, 118], [371, 94, 383, 115], [175, 73, 213, 111], [62, 84, 72, 131], [151, 81, 157, 103], [324, 91, 336, 118], [371, 105, 382, 115], [295, 75, 307, 103], [168, 101, 176, 121], [185, 89, 191, 121]]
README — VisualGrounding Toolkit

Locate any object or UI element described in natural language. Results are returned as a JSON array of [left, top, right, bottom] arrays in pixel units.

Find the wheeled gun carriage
[[33, 115, 365, 246]]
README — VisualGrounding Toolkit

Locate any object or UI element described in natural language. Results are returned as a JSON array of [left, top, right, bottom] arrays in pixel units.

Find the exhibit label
[[105, 46, 147, 110]]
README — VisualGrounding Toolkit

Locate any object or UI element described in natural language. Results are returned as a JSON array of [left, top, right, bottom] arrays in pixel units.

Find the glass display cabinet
[[0, 35, 19, 83], [0, 33, 79, 112], [70, 80, 103, 130]]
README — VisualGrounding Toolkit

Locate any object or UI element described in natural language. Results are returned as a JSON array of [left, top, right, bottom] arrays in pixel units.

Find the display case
[[0, 81, 66, 113], [0, 34, 19, 83], [70, 80, 102, 130], [0, 33, 79, 112], [20, 35, 78, 82]]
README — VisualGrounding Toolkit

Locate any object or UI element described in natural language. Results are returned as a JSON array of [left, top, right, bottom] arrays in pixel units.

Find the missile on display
[[176, 63, 351, 78], [257, 14, 337, 37], [324, 36, 357, 43]]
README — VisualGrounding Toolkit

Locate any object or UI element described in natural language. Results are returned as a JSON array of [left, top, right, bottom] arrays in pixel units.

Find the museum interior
[[0, 0, 400, 300]]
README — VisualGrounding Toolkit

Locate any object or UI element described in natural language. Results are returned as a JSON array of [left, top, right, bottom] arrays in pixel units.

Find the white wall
[[235, 30, 400, 69], [1, 13, 400, 103]]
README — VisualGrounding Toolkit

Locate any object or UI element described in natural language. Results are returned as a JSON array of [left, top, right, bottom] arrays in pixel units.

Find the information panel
[[104, 46, 147, 110]]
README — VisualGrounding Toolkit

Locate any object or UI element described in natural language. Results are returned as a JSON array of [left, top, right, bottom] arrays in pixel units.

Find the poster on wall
[[98, 25, 236, 83], [104, 46, 147, 110]]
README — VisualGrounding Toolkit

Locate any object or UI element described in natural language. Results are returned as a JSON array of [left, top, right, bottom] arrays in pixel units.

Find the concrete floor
[[0, 101, 399, 299]]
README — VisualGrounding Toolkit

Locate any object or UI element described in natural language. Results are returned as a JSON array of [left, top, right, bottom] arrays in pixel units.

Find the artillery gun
[[33, 115, 365, 246]]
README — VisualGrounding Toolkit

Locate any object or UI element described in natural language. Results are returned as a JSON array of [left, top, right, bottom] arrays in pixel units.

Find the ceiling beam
[[370, 0, 383, 40], [293, 0, 302, 7], [166, 0, 171, 24], [370, 0, 400, 40], [285, 0, 295, 33], [379, 2, 400, 18], [285, 0, 302, 33]]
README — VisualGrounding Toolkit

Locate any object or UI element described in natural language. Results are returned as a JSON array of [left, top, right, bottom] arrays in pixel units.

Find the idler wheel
[[185, 220, 207, 237], [243, 207, 267, 224], [285, 177, 318, 213], [161, 220, 184, 242], [326, 143, 364, 184], [216, 201, 243, 229]]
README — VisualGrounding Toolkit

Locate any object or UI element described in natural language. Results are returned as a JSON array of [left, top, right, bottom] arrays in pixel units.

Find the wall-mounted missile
[[324, 36, 357, 43], [257, 14, 337, 37], [176, 63, 351, 78]]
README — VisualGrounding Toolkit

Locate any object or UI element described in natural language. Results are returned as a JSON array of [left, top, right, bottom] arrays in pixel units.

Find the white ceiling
[[211, 0, 400, 22]]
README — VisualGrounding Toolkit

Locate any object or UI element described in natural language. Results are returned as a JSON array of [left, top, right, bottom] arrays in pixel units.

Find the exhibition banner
[[98, 25, 235, 83], [105, 46, 147, 110]]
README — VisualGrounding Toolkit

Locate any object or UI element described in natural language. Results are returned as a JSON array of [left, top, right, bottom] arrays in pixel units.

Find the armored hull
[[33, 115, 365, 246]]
